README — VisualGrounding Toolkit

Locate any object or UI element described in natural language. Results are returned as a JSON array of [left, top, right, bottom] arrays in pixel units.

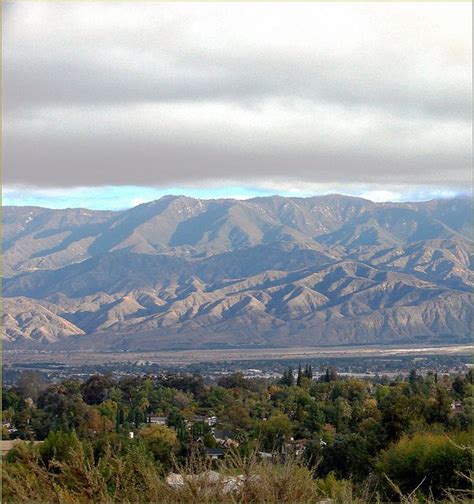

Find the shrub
[[378, 431, 473, 499], [39, 430, 82, 464]]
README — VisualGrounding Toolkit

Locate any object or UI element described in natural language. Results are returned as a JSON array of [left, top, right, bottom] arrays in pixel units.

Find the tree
[[260, 413, 292, 451], [323, 368, 337, 383], [303, 401, 325, 434], [108, 387, 123, 403], [280, 366, 295, 387], [167, 410, 186, 431], [82, 406, 113, 438], [2, 388, 24, 412], [280, 369, 289, 386], [375, 384, 390, 403], [317, 433, 372, 481], [97, 399, 118, 424], [218, 372, 251, 390], [138, 424, 178, 468], [221, 404, 253, 430], [116, 405, 125, 433], [201, 386, 232, 413], [334, 397, 352, 432], [425, 385, 451, 424], [296, 364, 303, 387], [408, 369, 418, 388], [191, 421, 204, 440], [36, 381, 89, 435], [81, 375, 114, 405], [452, 375, 466, 399], [467, 368, 473, 385]]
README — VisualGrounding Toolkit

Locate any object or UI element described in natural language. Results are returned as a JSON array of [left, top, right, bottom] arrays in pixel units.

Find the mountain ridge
[[3, 194, 472, 349]]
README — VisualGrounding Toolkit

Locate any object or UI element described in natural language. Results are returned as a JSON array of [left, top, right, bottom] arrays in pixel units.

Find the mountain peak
[[3, 194, 472, 349]]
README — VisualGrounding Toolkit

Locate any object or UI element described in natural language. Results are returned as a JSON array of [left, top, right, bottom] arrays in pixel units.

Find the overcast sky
[[3, 2, 472, 208]]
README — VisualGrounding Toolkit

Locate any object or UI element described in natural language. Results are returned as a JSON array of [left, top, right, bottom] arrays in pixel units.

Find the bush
[[378, 431, 473, 499], [316, 471, 353, 502], [39, 430, 82, 464]]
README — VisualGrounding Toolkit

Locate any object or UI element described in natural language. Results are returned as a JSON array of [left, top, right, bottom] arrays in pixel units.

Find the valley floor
[[4, 343, 473, 367]]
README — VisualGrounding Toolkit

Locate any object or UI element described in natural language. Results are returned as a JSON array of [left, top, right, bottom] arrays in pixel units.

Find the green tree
[[452, 375, 467, 399], [323, 368, 337, 383], [318, 433, 372, 481], [81, 374, 115, 405], [260, 413, 292, 451], [138, 424, 178, 468], [296, 364, 303, 387], [279, 367, 295, 387], [379, 386, 416, 441], [425, 385, 451, 424], [303, 401, 325, 434]]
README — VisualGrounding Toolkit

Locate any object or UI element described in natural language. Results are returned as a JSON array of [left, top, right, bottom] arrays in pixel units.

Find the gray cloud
[[5, 52, 471, 121], [3, 2, 472, 189], [5, 131, 469, 188]]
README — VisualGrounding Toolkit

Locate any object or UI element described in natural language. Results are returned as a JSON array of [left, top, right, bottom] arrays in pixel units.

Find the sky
[[3, 2, 472, 210]]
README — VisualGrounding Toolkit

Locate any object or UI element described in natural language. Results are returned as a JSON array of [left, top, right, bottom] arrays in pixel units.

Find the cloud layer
[[3, 2, 472, 193]]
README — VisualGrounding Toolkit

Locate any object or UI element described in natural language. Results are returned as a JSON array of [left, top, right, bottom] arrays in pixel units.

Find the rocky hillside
[[3, 195, 472, 350]]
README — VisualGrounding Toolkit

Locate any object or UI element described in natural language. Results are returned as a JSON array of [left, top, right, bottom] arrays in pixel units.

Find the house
[[147, 415, 168, 425], [192, 415, 217, 426], [204, 448, 225, 460], [212, 429, 239, 448], [2, 422, 17, 435], [212, 429, 234, 443], [283, 438, 309, 457], [257, 451, 276, 460], [450, 401, 464, 413]]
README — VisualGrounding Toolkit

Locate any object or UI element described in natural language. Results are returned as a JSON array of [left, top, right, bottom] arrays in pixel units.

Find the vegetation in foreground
[[1, 368, 473, 503]]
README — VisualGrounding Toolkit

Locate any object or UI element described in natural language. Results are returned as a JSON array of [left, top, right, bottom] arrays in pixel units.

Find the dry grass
[[2, 441, 472, 503], [1, 442, 333, 503]]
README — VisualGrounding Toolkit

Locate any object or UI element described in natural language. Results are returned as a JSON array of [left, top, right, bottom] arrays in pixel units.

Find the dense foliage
[[1, 368, 473, 502]]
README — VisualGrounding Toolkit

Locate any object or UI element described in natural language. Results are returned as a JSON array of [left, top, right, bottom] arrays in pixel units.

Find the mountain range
[[3, 194, 473, 350]]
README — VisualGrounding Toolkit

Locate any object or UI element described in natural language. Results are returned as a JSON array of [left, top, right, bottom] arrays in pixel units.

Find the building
[[212, 429, 239, 448], [212, 429, 234, 443], [451, 401, 464, 413], [257, 451, 276, 460], [283, 438, 309, 457], [192, 415, 217, 426], [147, 415, 168, 425], [204, 448, 225, 460]]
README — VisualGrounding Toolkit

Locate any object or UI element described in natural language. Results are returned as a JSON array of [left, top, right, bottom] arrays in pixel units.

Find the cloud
[[3, 2, 472, 191]]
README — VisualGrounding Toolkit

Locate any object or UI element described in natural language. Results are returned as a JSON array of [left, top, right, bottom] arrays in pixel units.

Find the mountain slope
[[3, 195, 472, 349]]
